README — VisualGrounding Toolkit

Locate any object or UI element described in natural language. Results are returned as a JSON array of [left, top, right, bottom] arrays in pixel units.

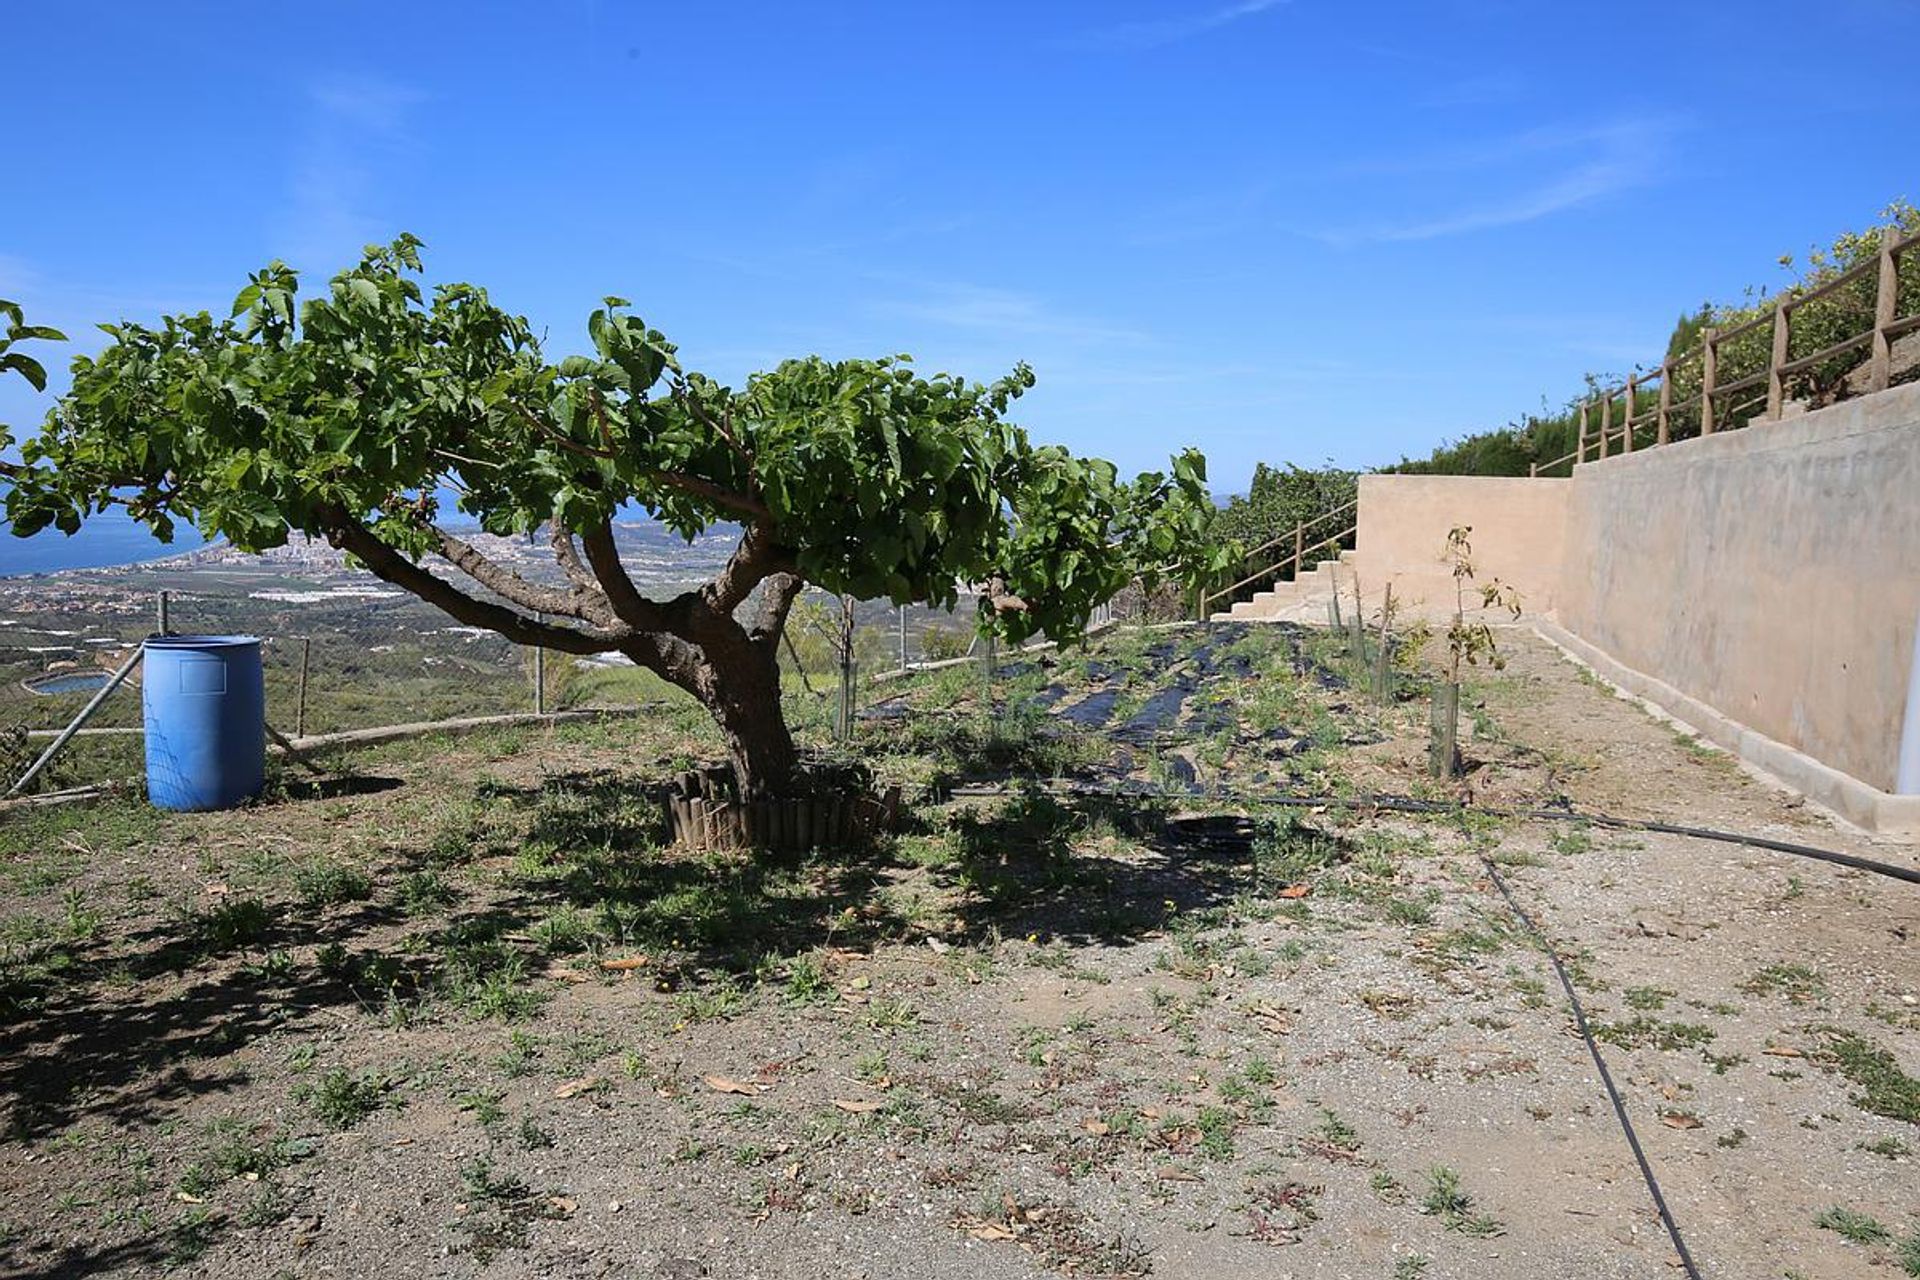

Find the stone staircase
[[1211, 549, 1363, 623]]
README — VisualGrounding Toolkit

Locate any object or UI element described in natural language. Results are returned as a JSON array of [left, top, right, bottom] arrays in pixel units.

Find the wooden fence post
[[1871, 227, 1899, 393], [295, 637, 311, 738], [1622, 375, 1637, 452], [1656, 364, 1672, 446], [1768, 301, 1790, 418], [1576, 401, 1589, 464], [1599, 390, 1612, 459], [1700, 327, 1719, 436]]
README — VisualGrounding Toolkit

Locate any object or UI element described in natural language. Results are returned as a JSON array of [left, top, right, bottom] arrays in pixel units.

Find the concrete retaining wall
[[1354, 474, 1569, 618], [1350, 382, 1920, 825], [1557, 381, 1920, 795]]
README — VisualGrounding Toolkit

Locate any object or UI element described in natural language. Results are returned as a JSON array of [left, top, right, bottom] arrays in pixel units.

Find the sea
[[0, 511, 206, 577]]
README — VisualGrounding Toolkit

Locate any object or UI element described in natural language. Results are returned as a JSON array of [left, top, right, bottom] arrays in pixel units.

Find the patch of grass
[[394, 869, 457, 915], [1592, 1016, 1716, 1054], [1420, 1167, 1503, 1238], [1860, 1136, 1909, 1159], [1819, 1031, 1920, 1124], [1196, 1107, 1236, 1160], [529, 904, 598, 954], [1250, 814, 1352, 887], [1738, 963, 1824, 1006], [190, 897, 275, 954], [1393, 1258, 1431, 1280], [294, 1067, 394, 1129], [290, 858, 373, 908], [1623, 985, 1674, 1011], [1813, 1206, 1890, 1246]]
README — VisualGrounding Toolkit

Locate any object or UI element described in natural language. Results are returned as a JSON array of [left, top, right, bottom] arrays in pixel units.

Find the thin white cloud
[[1320, 116, 1680, 244], [1084, 0, 1290, 50], [275, 74, 426, 270], [877, 283, 1148, 346]]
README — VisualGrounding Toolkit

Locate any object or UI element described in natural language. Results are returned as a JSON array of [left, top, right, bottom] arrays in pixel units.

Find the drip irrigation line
[[1481, 858, 1704, 1280], [943, 780, 1920, 887]]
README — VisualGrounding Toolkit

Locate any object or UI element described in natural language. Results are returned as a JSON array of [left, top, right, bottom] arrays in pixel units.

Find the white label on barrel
[[179, 657, 228, 695]]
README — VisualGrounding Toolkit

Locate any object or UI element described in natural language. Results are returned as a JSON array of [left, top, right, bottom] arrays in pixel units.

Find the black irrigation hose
[[1222, 790, 1920, 887], [1480, 858, 1704, 1280], [946, 779, 1920, 887], [1474, 859, 1704, 1280], [949, 774, 1920, 1275]]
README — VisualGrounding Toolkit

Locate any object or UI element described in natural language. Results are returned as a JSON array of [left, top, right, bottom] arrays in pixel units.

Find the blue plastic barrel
[[142, 636, 266, 811]]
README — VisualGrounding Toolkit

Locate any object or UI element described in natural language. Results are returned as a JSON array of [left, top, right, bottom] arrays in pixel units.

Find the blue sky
[[3, 0, 1917, 499]]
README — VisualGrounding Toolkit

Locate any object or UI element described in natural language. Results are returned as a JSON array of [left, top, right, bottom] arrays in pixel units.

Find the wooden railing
[[1200, 498, 1357, 616], [1530, 224, 1920, 477]]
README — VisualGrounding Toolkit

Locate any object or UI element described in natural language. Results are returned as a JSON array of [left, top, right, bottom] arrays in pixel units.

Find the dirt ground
[[0, 623, 1913, 1280]]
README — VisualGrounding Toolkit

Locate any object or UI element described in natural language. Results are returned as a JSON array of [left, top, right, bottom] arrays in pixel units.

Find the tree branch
[[645, 469, 770, 520], [706, 520, 792, 616], [319, 509, 629, 656], [548, 523, 604, 597], [748, 571, 805, 647], [434, 527, 616, 627], [580, 520, 672, 633]]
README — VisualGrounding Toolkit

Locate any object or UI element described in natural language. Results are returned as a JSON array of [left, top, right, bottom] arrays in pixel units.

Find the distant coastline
[[0, 511, 208, 577]]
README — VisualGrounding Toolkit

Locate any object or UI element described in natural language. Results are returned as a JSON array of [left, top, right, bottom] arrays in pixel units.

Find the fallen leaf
[[600, 955, 650, 972], [1761, 1046, 1804, 1058], [1277, 884, 1311, 899], [703, 1075, 767, 1096], [963, 1219, 1016, 1241], [545, 1196, 577, 1218], [1156, 1166, 1202, 1182], [1659, 1113, 1703, 1130], [832, 1098, 885, 1113], [1083, 1119, 1110, 1136], [544, 964, 587, 983], [553, 1077, 602, 1099], [175, 1192, 206, 1204], [925, 937, 950, 955]]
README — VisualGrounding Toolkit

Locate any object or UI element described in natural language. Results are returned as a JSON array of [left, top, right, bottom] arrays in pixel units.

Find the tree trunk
[[708, 661, 798, 799], [635, 614, 798, 801]]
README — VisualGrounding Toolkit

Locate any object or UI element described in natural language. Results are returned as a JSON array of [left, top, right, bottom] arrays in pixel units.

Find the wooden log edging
[[664, 768, 903, 852]]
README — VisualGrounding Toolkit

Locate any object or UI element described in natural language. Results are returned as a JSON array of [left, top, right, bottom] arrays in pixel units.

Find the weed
[[1421, 1167, 1504, 1237], [191, 897, 275, 954], [1369, 1171, 1407, 1205], [290, 858, 373, 908], [295, 1067, 393, 1129], [1623, 985, 1674, 1011], [1813, 1206, 1889, 1245], [1820, 1031, 1920, 1124], [1739, 963, 1824, 1005], [1859, 1136, 1909, 1158], [1592, 1016, 1716, 1054], [781, 953, 834, 1005], [1393, 1258, 1431, 1280], [1196, 1107, 1236, 1160], [530, 904, 597, 954], [394, 870, 456, 915]]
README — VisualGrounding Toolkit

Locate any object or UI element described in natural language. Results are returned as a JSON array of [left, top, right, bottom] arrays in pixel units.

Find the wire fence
[[0, 574, 1081, 795]]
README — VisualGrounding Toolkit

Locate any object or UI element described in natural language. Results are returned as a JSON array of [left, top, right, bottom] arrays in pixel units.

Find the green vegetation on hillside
[[1387, 201, 1920, 477]]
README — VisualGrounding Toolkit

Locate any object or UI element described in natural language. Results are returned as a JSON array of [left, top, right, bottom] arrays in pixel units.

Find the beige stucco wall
[[1557, 382, 1920, 793], [1353, 474, 1569, 618]]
